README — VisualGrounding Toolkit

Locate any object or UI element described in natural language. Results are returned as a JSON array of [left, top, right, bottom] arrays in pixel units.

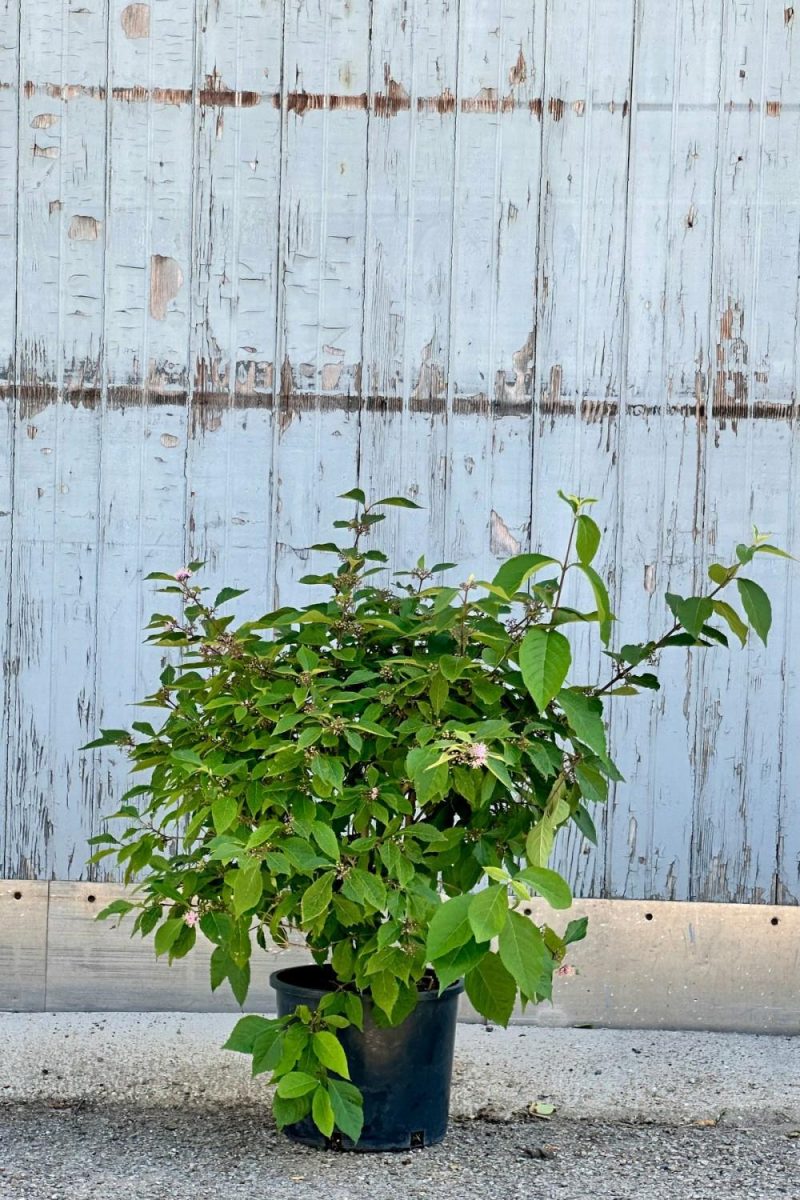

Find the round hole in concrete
[[644, 912, 654, 921], [13, 890, 22, 900], [770, 916, 779, 926], [87, 894, 96, 903]]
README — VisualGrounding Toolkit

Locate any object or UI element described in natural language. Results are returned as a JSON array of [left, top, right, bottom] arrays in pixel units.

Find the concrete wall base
[[2, 881, 797, 1033]]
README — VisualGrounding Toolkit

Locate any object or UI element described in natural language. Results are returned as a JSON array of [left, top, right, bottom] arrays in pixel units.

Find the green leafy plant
[[87, 489, 786, 1142]]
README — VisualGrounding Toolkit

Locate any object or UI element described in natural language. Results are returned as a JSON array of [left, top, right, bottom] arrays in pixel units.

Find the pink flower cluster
[[467, 742, 488, 769], [184, 910, 199, 927], [174, 568, 192, 583]]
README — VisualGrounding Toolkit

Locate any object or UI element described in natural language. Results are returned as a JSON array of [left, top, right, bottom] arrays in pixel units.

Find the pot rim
[[269, 963, 465, 1001]]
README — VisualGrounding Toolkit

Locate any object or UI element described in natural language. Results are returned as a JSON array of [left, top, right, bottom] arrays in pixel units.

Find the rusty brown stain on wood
[[287, 91, 368, 114], [120, 2, 150, 39], [149, 255, 184, 321], [766, 100, 782, 116], [509, 47, 527, 87], [417, 89, 456, 113], [67, 215, 101, 241], [461, 88, 516, 113], [786, 6, 795, 23], [530, 97, 543, 119], [32, 143, 59, 159], [30, 113, 59, 129], [374, 76, 411, 116], [548, 97, 565, 121]]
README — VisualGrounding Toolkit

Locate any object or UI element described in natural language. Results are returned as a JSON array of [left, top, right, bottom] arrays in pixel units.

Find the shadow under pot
[[270, 964, 464, 1152]]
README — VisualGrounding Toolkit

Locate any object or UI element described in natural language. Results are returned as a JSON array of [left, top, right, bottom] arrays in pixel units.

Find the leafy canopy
[[87, 491, 785, 1141]]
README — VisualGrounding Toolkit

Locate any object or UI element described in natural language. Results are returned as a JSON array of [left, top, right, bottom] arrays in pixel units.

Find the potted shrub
[[87, 489, 784, 1150]]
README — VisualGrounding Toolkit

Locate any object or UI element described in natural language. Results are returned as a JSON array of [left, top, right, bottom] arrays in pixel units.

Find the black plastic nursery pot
[[271, 965, 463, 1152]]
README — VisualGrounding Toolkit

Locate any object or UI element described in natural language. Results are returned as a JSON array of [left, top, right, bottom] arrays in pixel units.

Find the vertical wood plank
[[271, 0, 371, 606], [444, 1, 544, 583], [6, 0, 106, 878], [605, 0, 724, 900], [0, 0, 19, 871], [692, 0, 797, 902], [531, 0, 636, 895], [185, 0, 283, 621], [90, 1, 195, 871]]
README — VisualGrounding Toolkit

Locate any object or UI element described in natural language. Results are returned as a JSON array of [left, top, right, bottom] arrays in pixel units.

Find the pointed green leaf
[[232, 863, 263, 917], [519, 628, 571, 711], [212, 794, 239, 834], [575, 515, 601, 566], [497, 911, 551, 1000], [312, 1030, 350, 1079], [710, 599, 748, 647], [222, 1015, 278, 1054], [301, 871, 335, 927], [557, 689, 607, 757], [737, 578, 772, 645], [276, 1071, 320, 1099], [515, 866, 572, 910], [464, 951, 518, 1025], [434, 939, 488, 992], [492, 554, 559, 597], [468, 884, 509, 943], [328, 1079, 364, 1143], [339, 488, 366, 503], [427, 893, 474, 959], [312, 1084, 336, 1137], [563, 916, 589, 945]]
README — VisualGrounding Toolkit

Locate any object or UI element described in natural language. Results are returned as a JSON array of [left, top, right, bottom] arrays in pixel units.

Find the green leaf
[[497, 911, 551, 1000], [251, 1026, 284, 1075], [667, 594, 713, 639], [232, 863, 263, 917], [328, 1079, 364, 1143], [273, 1093, 313, 1130], [434, 939, 488, 992], [563, 916, 589, 946], [571, 804, 597, 844], [154, 917, 184, 957], [429, 672, 449, 716], [737, 578, 772, 645], [95, 898, 134, 921], [574, 761, 608, 805], [557, 689, 607, 757], [515, 866, 572, 910], [339, 488, 366, 503], [311, 823, 340, 862], [212, 794, 239, 834], [222, 1015, 277, 1054], [526, 781, 570, 867], [301, 871, 335, 927], [468, 885, 509, 943], [342, 868, 387, 912], [312, 1085, 336, 1137], [708, 562, 738, 586], [375, 495, 423, 509], [405, 746, 448, 804], [312, 1030, 350, 1078], [577, 562, 613, 643], [369, 969, 399, 1019], [492, 554, 559, 597], [170, 748, 204, 768], [464, 951, 517, 1026], [439, 654, 464, 681], [711, 599, 748, 647], [575, 515, 601, 566], [214, 587, 247, 606], [519, 628, 571, 711], [427, 893, 474, 959], [276, 1071, 320, 1099]]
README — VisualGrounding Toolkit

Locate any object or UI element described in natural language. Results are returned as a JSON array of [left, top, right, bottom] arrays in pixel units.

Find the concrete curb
[[2, 1013, 799, 1127]]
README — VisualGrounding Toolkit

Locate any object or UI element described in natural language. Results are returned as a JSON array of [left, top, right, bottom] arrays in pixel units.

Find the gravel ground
[[1, 1103, 799, 1200]]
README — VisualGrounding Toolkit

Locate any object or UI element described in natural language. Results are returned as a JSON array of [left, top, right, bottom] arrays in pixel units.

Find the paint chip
[[149, 255, 184, 320], [490, 511, 522, 557], [68, 214, 101, 241], [121, 3, 150, 38], [30, 113, 59, 129], [160, 432, 179, 448]]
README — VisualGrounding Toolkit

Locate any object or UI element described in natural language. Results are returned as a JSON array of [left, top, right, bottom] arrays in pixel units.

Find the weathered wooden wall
[[0, 0, 798, 903]]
